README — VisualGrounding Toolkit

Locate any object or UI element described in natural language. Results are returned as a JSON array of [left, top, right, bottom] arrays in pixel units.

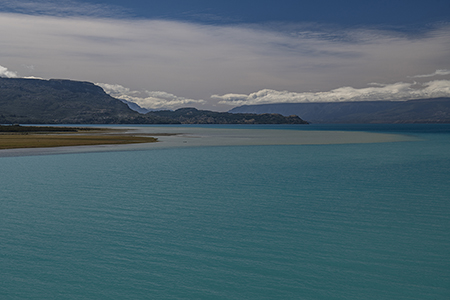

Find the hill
[[0, 77, 306, 124], [229, 98, 450, 123], [150, 107, 306, 124]]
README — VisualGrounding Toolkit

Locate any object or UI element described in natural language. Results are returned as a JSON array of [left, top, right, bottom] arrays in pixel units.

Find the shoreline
[[0, 125, 159, 149], [0, 125, 418, 157], [0, 134, 159, 150]]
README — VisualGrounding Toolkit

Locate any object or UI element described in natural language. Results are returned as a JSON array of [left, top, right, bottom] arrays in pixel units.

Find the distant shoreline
[[0, 125, 158, 149]]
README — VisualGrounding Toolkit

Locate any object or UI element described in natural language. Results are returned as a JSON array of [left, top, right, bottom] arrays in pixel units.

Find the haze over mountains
[[229, 99, 450, 123]]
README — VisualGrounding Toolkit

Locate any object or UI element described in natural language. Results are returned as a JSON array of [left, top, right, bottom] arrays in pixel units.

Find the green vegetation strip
[[0, 134, 157, 149]]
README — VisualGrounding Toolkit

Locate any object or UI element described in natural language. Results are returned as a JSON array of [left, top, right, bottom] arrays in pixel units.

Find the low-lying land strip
[[0, 125, 158, 149]]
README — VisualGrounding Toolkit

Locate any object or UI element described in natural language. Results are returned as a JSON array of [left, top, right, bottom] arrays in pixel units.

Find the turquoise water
[[1, 125, 449, 299]]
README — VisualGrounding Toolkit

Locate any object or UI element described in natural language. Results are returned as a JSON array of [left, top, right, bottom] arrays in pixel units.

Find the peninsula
[[0, 125, 158, 149]]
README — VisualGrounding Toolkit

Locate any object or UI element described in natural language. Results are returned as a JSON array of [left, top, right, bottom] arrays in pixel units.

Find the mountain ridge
[[229, 98, 450, 123], [0, 77, 306, 124]]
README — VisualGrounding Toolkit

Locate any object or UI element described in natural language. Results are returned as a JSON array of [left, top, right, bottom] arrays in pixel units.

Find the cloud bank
[[411, 69, 450, 78], [0, 11, 449, 110], [98, 83, 205, 110], [213, 80, 450, 105], [0, 65, 18, 78]]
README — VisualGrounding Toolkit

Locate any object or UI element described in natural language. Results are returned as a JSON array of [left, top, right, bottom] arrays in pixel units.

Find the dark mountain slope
[[0, 77, 177, 124]]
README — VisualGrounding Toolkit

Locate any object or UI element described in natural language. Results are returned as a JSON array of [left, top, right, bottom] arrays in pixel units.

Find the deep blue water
[[1, 124, 449, 299]]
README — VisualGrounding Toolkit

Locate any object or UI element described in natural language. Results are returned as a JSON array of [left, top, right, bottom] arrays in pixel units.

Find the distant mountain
[[0, 77, 306, 124], [118, 99, 153, 114], [229, 98, 450, 123], [150, 107, 307, 124]]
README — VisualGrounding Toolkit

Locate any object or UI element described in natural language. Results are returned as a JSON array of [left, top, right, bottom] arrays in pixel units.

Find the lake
[[1, 124, 449, 299]]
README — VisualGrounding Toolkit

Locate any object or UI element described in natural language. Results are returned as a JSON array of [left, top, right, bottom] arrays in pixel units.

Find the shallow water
[[0, 125, 415, 157]]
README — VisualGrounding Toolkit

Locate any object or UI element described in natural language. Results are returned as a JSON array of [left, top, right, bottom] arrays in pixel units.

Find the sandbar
[[126, 126, 417, 148]]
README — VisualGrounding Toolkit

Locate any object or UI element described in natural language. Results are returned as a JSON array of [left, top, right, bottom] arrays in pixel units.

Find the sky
[[1, 0, 450, 111]]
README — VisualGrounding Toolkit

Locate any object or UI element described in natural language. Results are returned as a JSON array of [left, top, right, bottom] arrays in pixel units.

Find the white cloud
[[97, 83, 205, 110], [213, 80, 450, 105], [96, 83, 135, 96], [0, 65, 18, 78], [411, 69, 450, 78]]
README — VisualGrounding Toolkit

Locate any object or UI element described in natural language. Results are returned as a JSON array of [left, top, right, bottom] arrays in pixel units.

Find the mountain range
[[0, 77, 306, 124], [2, 76, 449, 124], [229, 98, 450, 123]]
